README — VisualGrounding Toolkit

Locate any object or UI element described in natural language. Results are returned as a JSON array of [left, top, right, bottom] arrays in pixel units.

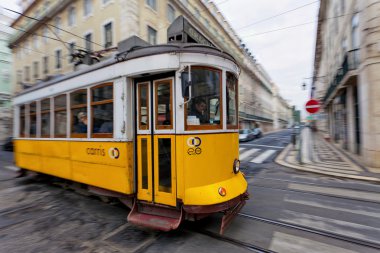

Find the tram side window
[[91, 83, 113, 138], [71, 89, 87, 137], [41, 98, 51, 137], [185, 67, 222, 130], [29, 102, 37, 137], [54, 94, 67, 137], [19, 105, 25, 137], [227, 72, 238, 128]]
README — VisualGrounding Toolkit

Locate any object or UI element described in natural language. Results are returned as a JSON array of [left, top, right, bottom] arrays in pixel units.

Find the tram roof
[[15, 42, 237, 98]]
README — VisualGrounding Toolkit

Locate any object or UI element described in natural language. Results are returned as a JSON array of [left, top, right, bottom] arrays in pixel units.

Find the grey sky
[[216, 0, 319, 115]]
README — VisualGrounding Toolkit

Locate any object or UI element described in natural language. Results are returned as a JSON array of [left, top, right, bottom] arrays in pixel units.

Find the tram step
[[127, 201, 183, 231]]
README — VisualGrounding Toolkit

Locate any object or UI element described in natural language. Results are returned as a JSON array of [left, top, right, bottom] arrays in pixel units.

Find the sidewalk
[[276, 128, 380, 183]]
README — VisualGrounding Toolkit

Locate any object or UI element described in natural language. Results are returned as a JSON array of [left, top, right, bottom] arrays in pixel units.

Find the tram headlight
[[233, 159, 240, 174]]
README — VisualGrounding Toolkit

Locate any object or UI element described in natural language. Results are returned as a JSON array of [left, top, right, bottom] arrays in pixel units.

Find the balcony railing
[[239, 111, 273, 123], [323, 49, 360, 103]]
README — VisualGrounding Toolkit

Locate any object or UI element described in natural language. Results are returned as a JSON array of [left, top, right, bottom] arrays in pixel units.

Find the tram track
[[186, 227, 277, 253], [250, 183, 380, 205], [237, 212, 380, 251]]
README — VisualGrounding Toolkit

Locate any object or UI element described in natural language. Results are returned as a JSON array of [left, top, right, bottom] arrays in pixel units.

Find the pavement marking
[[239, 147, 246, 152], [250, 149, 276, 164], [269, 232, 358, 253], [261, 137, 290, 140], [288, 183, 380, 203], [284, 195, 380, 219], [301, 163, 361, 174], [240, 143, 285, 149], [239, 148, 260, 161], [280, 210, 380, 243], [315, 162, 360, 170], [4, 165, 19, 172]]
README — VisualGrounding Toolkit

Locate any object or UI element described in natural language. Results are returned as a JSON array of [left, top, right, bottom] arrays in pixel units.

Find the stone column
[[355, 0, 380, 167], [346, 85, 355, 153]]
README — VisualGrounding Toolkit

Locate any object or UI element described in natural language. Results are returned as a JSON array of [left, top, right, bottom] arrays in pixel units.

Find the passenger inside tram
[[74, 111, 88, 133]]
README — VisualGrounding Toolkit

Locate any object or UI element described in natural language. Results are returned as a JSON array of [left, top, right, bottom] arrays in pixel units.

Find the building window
[[41, 98, 50, 137], [146, 0, 156, 10], [351, 13, 360, 49], [341, 37, 348, 60], [104, 22, 113, 48], [55, 49, 61, 69], [25, 66, 30, 82], [68, 6, 75, 26], [69, 42, 76, 63], [85, 33, 92, 52], [33, 61, 39, 79], [194, 8, 200, 19], [204, 18, 210, 28], [147, 26, 157, 45], [29, 102, 37, 137], [84, 0, 92, 17], [19, 105, 25, 137], [33, 34, 39, 49], [71, 89, 88, 137], [91, 83, 113, 137], [24, 40, 29, 55], [167, 4, 175, 23], [17, 70, 22, 85], [54, 95, 67, 137], [181, 0, 188, 7], [43, 26, 48, 43], [54, 16, 61, 35], [334, 5, 339, 34], [43, 56, 49, 74]]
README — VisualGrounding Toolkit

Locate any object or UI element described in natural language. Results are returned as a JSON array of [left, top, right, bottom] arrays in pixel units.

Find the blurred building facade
[[272, 85, 292, 129], [0, 11, 13, 142], [8, 0, 291, 132], [313, 0, 380, 167]]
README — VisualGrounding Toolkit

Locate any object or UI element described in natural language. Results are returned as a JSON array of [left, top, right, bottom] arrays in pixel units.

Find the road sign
[[305, 99, 320, 114]]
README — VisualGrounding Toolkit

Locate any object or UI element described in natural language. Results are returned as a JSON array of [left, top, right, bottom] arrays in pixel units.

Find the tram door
[[136, 78, 176, 206]]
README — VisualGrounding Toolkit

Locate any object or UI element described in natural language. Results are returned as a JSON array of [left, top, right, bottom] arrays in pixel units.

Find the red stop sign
[[305, 99, 320, 114]]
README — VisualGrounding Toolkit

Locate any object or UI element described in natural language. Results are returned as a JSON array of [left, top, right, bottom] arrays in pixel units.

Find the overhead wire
[[235, 0, 319, 31], [12, 43, 70, 61], [0, 22, 89, 51], [2, 7, 104, 49], [240, 12, 355, 38], [2, 2, 353, 62]]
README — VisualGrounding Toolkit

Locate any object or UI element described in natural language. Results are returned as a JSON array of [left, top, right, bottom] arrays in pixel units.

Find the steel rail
[[188, 228, 277, 253], [238, 213, 380, 251]]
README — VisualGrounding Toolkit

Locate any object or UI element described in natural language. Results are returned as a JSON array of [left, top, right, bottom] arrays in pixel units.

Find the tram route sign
[[167, 16, 215, 48], [305, 99, 320, 114]]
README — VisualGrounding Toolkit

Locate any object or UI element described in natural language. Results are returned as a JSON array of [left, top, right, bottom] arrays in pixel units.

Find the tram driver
[[190, 98, 208, 124]]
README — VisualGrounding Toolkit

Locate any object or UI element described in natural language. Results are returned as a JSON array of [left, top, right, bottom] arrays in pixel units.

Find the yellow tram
[[12, 16, 248, 233]]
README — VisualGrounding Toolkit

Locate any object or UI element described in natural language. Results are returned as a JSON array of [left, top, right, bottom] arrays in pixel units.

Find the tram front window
[[185, 68, 222, 129]]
